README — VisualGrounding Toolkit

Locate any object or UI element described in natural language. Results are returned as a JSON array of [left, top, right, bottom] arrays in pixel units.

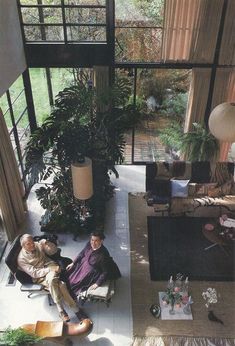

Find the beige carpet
[[128, 192, 235, 345]]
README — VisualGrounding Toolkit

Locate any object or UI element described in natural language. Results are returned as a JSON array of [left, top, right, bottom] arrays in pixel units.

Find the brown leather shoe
[[75, 308, 89, 322], [59, 309, 70, 323]]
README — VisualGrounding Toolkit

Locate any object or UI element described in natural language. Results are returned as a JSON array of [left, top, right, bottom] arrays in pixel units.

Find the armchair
[[5, 234, 73, 305]]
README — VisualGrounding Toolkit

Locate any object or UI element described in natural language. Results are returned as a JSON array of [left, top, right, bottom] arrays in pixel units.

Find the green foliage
[[181, 123, 220, 162], [162, 93, 188, 119], [158, 121, 183, 152], [159, 122, 219, 162], [0, 327, 42, 346], [139, 70, 191, 107], [25, 78, 143, 234], [134, 0, 164, 25]]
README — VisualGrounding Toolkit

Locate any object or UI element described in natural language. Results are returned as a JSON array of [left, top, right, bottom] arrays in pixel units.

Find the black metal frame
[[12, 0, 235, 170]]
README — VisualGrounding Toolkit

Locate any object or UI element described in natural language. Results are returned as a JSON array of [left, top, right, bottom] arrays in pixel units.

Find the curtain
[[219, 0, 235, 65], [0, 108, 26, 241], [184, 68, 211, 132], [162, 0, 223, 63], [211, 68, 235, 161]]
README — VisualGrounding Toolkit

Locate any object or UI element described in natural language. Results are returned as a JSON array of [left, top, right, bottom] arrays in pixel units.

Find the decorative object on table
[[162, 273, 189, 315], [150, 304, 161, 319], [219, 214, 235, 241], [208, 310, 224, 325], [183, 295, 193, 315], [202, 287, 223, 324]]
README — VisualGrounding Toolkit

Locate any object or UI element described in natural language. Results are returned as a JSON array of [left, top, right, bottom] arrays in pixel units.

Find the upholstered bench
[[79, 280, 115, 307]]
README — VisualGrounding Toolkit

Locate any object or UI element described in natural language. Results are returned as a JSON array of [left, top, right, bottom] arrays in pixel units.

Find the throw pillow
[[171, 179, 190, 198], [208, 179, 233, 197], [189, 182, 218, 197]]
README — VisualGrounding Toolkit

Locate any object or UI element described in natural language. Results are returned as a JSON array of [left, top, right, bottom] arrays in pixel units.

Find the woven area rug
[[128, 192, 235, 345], [148, 216, 235, 281]]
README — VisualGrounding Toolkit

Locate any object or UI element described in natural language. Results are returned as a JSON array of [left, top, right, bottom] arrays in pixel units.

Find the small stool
[[79, 280, 115, 307]]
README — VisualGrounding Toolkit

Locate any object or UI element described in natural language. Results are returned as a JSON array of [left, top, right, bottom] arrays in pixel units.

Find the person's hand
[[89, 283, 98, 290], [66, 262, 74, 271], [50, 265, 61, 273]]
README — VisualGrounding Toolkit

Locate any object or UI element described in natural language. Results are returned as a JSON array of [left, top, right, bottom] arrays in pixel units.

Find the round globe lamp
[[208, 102, 235, 142]]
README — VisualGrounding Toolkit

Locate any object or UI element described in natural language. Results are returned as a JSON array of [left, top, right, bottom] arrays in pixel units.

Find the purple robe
[[67, 242, 110, 295]]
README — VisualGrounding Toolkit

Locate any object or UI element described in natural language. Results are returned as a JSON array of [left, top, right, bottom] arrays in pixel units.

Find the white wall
[[0, 0, 27, 97]]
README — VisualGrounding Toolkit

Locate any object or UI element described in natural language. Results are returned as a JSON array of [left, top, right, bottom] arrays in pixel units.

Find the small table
[[202, 221, 229, 252], [158, 292, 193, 320]]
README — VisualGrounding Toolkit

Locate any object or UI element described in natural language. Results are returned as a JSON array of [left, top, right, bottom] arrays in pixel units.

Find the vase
[[169, 302, 175, 315]]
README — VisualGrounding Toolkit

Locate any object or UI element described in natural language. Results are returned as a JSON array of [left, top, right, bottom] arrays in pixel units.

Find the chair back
[[5, 234, 33, 284]]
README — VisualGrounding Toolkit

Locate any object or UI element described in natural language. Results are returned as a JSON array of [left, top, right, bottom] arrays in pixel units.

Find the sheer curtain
[[0, 108, 26, 241], [219, 0, 235, 65], [211, 68, 235, 161], [162, 0, 223, 63], [184, 68, 211, 132]]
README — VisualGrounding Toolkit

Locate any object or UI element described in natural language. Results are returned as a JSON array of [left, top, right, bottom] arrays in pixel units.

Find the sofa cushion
[[191, 161, 211, 183], [171, 179, 190, 198], [188, 183, 218, 197], [208, 179, 234, 197]]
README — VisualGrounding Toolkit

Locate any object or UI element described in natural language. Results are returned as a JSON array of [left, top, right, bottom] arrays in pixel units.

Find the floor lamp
[[71, 157, 93, 221]]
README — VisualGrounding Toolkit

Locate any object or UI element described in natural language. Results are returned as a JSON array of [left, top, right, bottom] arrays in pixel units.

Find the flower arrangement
[[162, 273, 189, 308], [202, 287, 218, 308]]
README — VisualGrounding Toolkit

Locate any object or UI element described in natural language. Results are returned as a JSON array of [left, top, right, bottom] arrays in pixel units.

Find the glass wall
[[115, 68, 192, 163], [0, 75, 30, 184], [115, 0, 164, 62], [19, 0, 107, 43]]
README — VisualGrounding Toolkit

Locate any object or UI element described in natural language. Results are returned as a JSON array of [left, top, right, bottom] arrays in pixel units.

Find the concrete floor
[[0, 165, 146, 346]]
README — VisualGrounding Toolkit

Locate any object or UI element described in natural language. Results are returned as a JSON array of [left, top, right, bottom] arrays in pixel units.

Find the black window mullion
[[61, 0, 68, 43], [6, 91, 25, 178]]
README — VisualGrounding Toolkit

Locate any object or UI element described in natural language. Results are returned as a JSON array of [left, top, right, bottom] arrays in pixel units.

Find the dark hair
[[90, 231, 105, 240]]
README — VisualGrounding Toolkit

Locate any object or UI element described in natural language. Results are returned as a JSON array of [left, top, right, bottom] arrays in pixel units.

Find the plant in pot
[[0, 327, 42, 346], [159, 121, 219, 162], [25, 77, 143, 236], [180, 122, 220, 161]]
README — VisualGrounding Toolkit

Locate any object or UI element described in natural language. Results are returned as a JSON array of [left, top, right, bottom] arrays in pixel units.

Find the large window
[[115, 0, 164, 62], [0, 76, 30, 189], [115, 67, 192, 163], [19, 0, 107, 43]]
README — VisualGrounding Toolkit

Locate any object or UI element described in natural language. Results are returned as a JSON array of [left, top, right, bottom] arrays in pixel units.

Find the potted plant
[[0, 327, 42, 346], [180, 122, 220, 162], [25, 77, 143, 236]]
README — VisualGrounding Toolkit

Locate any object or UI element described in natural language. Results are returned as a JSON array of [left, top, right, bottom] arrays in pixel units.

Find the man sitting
[[17, 234, 90, 323], [67, 231, 121, 296]]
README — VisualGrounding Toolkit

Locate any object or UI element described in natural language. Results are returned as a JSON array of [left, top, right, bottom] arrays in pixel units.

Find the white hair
[[20, 234, 33, 247]]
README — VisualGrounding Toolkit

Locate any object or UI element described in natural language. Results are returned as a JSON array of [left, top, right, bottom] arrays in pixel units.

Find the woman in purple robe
[[66, 231, 121, 296]]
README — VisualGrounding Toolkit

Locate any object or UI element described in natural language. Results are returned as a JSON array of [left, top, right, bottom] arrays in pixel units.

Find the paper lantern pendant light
[[208, 102, 235, 142], [71, 157, 93, 200]]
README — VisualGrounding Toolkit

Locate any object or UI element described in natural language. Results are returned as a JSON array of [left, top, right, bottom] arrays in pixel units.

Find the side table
[[202, 222, 229, 252]]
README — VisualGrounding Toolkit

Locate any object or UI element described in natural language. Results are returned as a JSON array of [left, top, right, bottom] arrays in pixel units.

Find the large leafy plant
[[159, 122, 219, 162], [180, 122, 220, 162], [25, 78, 142, 234]]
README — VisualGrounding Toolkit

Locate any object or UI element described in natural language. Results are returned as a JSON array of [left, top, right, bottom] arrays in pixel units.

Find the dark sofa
[[145, 161, 235, 217]]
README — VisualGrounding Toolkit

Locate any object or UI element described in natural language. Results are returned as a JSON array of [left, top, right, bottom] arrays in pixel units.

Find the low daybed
[[146, 161, 235, 217]]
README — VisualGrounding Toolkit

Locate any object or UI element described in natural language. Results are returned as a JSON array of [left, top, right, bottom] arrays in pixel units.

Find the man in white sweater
[[17, 233, 89, 323]]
